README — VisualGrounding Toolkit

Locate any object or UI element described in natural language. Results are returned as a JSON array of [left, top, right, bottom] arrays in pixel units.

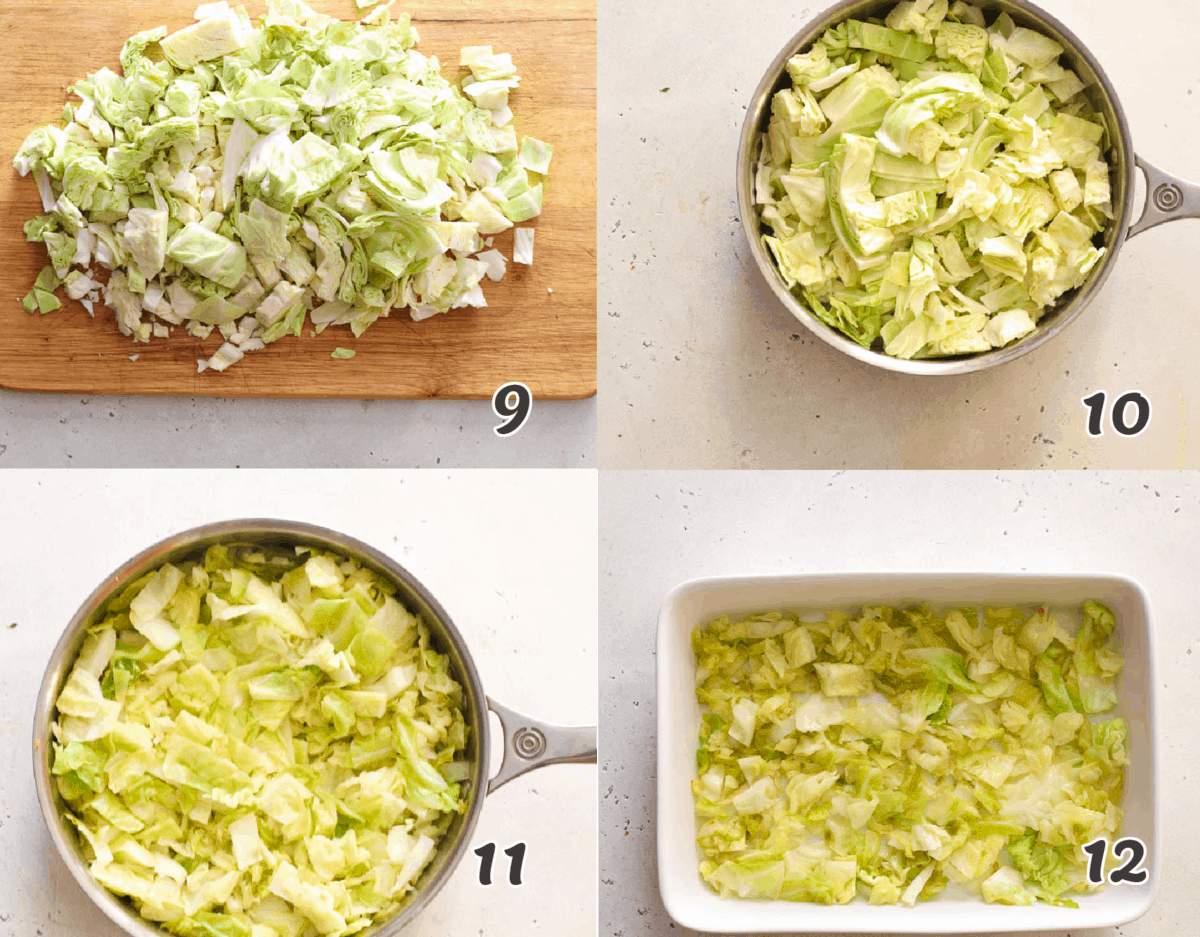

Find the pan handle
[[1128, 154, 1200, 238], [485, 697, 597, 795]]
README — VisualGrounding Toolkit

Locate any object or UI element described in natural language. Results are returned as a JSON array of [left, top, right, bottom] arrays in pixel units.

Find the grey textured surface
[[0, 393, 596, 467], [598, 0, 1200, 469], [1, 469, 597, 937], [600, 469, 1200, 936]]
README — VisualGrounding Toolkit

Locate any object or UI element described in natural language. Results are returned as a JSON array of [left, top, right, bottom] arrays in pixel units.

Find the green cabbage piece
[[15, 1, 551, 372], [52, 542, 468, 937], [166, 223, 247, 291], [692, 602, 1126, 906], [755, 0, 1113, 359], [1007, 828, 1072, 898]]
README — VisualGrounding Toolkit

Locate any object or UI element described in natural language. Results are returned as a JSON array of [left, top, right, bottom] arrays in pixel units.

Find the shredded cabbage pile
[[51, 541, 468, 936], [754, 0, 1114, 358], [15, 0, 552, 373], [692, 601, 1128, 906]]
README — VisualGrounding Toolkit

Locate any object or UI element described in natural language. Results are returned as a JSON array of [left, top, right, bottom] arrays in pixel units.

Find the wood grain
[[0, 0, 596, 398]]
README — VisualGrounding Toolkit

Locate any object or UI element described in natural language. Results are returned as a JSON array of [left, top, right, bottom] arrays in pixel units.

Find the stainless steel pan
[[32, 519, 597, 937], [737, 0, 1200, 375]]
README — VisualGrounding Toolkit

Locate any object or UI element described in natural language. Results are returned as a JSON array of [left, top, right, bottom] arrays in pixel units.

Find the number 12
[[1083, 836, 1149, 885]]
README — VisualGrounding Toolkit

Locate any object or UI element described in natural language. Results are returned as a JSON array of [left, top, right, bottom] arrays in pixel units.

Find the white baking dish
[[656, 573, 1158, 933]]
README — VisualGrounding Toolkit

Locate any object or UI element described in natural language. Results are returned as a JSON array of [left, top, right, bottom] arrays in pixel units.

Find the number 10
[[1081, 391, 1151, 438]]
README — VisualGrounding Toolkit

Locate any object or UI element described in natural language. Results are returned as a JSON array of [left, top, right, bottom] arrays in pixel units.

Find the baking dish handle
[[1128, 154, 1200, 238], [486, 697, 597, 794]]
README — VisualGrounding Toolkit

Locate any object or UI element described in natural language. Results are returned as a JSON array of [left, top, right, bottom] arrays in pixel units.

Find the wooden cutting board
[[0, 0, 595, 398]]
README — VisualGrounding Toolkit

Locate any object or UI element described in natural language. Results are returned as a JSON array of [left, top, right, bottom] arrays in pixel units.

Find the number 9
[[492, 382, 532, 437]]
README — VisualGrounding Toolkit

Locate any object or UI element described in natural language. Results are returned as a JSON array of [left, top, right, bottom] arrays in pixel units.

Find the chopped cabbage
[[16, 1, 551, 372], [513, 228, 535, 265], [754, 2, 1113, 358], [52, 541, 467, 936], [692, 602, 1127, 906]]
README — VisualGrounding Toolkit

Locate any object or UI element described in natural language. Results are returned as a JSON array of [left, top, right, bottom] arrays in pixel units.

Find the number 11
[[474, 841, 528, 886]]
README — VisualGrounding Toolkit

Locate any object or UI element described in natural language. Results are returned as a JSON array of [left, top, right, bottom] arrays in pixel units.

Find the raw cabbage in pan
[[755, 0, 1113, 358]]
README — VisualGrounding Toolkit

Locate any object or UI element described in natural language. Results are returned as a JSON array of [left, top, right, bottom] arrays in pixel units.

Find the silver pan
[[32, 519, 597, 937], [737, 0, 1200, 375]]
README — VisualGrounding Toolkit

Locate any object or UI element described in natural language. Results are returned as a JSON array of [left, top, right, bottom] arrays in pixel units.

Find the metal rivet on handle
[[1153, 183, 1183, 212], [512, 727, 546, 759]]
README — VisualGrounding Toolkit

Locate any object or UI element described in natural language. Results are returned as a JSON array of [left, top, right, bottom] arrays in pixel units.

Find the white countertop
[[0, 395, 596, 469], [0, 468, 597, 937], [600, 470, 1200, 936], [599, 0, 1200, 469]]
